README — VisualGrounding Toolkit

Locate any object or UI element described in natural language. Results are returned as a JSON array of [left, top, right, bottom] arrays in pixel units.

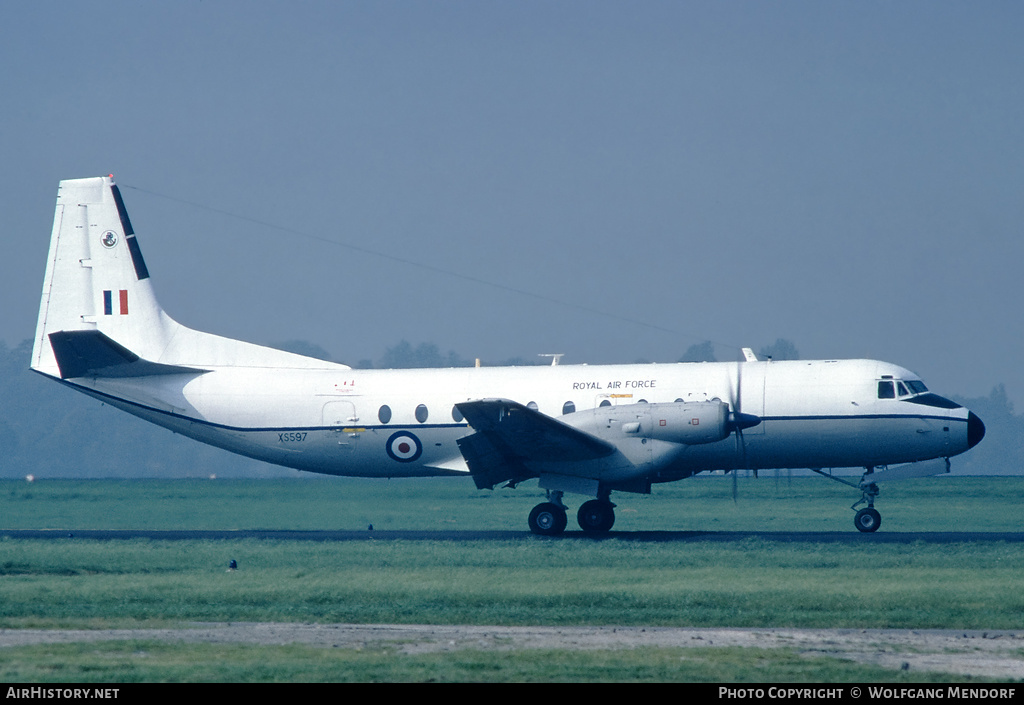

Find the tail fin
[[32, 176, 345, 378], [32, 176, 182, 378]]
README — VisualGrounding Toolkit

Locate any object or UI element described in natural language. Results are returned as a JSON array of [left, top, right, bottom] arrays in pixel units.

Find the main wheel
[[528, 502, 567, 536], [577, 499, 615, 533], [854, 507, 881, 533]]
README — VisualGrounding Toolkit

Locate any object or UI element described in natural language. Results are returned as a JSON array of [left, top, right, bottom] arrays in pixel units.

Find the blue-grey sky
[[3, 1, 1022, 405]]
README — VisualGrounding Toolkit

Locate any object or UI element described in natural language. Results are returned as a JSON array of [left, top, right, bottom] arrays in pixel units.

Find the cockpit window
[[879, 378, 929, 400]]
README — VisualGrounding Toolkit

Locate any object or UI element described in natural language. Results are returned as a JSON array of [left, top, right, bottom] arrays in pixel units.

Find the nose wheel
[[854, 507, 881, 533]]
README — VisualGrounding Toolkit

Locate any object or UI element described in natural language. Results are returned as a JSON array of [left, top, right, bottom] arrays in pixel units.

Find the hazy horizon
[[3, 2, 1022, 407]]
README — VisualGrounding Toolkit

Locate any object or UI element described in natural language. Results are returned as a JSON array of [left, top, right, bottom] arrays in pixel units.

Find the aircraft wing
[[455, 398, 616, 489]]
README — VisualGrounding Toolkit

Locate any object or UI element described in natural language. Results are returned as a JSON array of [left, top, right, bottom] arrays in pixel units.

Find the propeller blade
[[731, 361, 743, 503], [728, 359, 763, 502]]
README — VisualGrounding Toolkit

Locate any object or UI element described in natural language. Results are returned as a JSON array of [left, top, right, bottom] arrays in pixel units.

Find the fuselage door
[[323, 400, 360, 451]]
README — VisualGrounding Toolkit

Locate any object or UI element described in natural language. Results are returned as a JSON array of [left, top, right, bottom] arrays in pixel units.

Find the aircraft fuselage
[[60, 357, 980, 486]]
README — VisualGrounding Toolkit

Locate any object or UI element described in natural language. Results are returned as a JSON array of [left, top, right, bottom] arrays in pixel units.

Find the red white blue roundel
[[386, 431, 422, 463]]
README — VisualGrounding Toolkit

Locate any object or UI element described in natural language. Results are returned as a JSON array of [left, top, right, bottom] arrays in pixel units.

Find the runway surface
[[3, 529, 1024, 542]]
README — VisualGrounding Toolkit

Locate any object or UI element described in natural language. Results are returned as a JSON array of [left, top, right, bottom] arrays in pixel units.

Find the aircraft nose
[[967, 411, 985, 449]]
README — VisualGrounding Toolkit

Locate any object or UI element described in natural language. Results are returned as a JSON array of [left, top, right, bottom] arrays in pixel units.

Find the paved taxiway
[[3, 529, 1023, 542]]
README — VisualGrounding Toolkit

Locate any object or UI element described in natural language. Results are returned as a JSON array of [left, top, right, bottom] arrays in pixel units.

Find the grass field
[[1, 476, 1022, 681], [0, 642, 979, 683], [2, 535, 1023, 629], [3, 473, 1022, 532]]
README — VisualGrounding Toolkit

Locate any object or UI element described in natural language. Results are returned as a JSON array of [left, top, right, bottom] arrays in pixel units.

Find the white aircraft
[[31, 176, 985, 535]]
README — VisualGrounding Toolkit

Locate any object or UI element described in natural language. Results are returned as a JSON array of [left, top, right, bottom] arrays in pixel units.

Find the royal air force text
[[572, 380, 656, 391]]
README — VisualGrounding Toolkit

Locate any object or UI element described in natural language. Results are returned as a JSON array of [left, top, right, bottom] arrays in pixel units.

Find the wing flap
[[455, 399, 616, 489]]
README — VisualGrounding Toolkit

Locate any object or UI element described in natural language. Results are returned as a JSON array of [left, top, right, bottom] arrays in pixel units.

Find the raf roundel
[[385, 431, 422, 463]]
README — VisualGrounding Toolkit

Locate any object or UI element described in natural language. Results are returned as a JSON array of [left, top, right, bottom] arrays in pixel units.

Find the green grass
[[3, 475, 1023, 532], [0, 642, 977, 683], [1, 538, 1022, 629], [1, 477, 1022, 681]]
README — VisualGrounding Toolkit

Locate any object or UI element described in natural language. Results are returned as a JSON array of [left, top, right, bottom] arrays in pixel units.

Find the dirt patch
[[2, 624, 1022, 679]]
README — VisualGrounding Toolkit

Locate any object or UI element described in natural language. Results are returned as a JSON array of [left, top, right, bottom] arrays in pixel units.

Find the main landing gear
[[527, 491, 616, 536]]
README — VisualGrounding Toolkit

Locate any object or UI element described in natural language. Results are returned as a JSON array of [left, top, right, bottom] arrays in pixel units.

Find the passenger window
[[378, 405, 392, 424], [878, 381, 895, 399], [562, 401, 576, 415], [451, 405, 464, 422], [599, 399, 612, 407], [415, 404, 429, 423]]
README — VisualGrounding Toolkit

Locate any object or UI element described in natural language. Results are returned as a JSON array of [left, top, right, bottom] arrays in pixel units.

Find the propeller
[[726, 357, 762, 501]]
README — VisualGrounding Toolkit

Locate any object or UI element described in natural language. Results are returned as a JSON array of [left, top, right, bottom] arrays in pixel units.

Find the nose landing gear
[[852, 478, 881, 533], [810, 466, 883, 533]]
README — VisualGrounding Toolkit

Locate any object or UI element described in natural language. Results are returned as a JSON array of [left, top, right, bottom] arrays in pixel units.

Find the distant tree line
[[272, 339, 548, 369], [285, 337, 805, 368], [678, 338, 800, 363], [0, 337, 1016, 477]]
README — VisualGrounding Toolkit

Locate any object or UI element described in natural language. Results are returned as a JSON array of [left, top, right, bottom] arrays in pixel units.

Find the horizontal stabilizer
[[48, 330, 204, 379]]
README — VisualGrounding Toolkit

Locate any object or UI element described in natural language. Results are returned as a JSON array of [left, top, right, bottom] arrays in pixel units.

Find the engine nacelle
[[566, 400, 732, 446]]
